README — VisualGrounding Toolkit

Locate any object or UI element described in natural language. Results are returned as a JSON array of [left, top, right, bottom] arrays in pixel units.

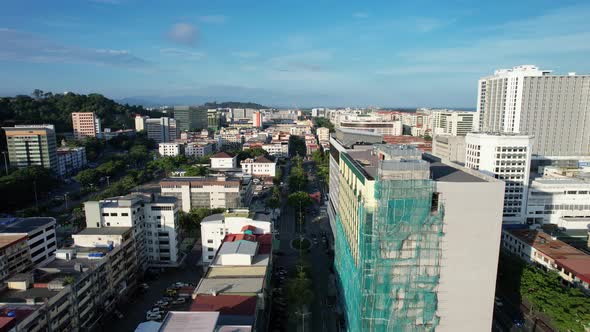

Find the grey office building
[[476, 65, 590, 156], [173, 106, 208, 131]]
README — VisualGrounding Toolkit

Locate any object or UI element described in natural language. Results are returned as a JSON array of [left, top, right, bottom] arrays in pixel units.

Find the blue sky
[[1, 0, 590, 107]]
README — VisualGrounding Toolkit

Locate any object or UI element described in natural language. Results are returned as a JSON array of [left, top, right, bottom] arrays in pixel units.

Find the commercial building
[[432, 135, 466, 164], [3, 125, 58, 172], [241, 156, 276, 178], [476, 65, 590, 156], [526, 172, 590, 229], [0, 235, 31, 281], [160, 176, 253, 212], [191, 230, 273, 331], [210, 152, 237, 169], [208, 109, 221, 130], [317, 127, 330, 142], [465, 132, 533, 223], [502, 229, 590, 292], [57, 146, 87, 177], [71, 112, 100, 139], [0, 217, 57, 266], [431, 110, 474, 136], [337, 115, 402, 136], [328, 142, 504, 332], [146, 117, 178, 143], [84, 193, 181, 267], [135, 115, 149, 132], [158, 142, 184, 157], [174, 106, 208, 131], [200, 209, 272, 263]]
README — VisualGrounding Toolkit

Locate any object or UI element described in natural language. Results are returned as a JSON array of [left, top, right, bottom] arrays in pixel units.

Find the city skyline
[[2, 1, 590, 107]]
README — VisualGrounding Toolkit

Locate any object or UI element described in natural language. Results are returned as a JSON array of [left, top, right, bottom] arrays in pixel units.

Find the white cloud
[[353, 12, 369, 19], [198, 15, 228, 24], [160, 48, 205, 60], [167, 23, 199, 46], [233, 51, 259, 59], [0, 28, 148, 67]]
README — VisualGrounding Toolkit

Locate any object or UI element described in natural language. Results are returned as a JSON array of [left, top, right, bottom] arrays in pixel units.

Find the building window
[[207, 239, 213, 243], [110, 213, 118, 216], [208, 248, 214, 252], [208, 256, 214, 260], [122, 213, 129, 216]]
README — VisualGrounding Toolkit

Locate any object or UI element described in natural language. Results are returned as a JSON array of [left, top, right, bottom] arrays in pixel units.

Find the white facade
[[158, 142, 183, 157], [432, 111, 474, 136], [57, 146, 87, 177], [0, 217, 57, 266], [185, 142, 214, 157], [337, 114, 403, 136], [476, 65, 590, 156], [84, 194, 180, 267], [527, 177, 590, 229], [262, 143, 289, 158], [317, 127, 330, 142], [160, 177, 250, 212], [241, 157, 276, 177], [135, 115, 149, 132], [200, 211, 272, 263], [210, 153, 237, 169], [465, 133, 533, 223]]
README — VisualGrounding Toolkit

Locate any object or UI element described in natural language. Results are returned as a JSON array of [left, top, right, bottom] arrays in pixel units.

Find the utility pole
[[106, 176, 110, 186], [1, 151, 8, 176], [33, 180, 38, 209], [64, 192, 69, 210]]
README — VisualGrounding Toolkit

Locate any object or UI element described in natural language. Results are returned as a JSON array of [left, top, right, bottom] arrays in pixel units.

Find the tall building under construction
[[328, 138, 505, 331]]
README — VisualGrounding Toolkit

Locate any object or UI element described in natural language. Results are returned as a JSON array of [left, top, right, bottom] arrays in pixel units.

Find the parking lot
[[100, 248, 203, 332]]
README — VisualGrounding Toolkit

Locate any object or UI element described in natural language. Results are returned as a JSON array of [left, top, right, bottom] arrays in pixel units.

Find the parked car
[[140, 283, 149, 289], [172, 298, 186, 305], [146, 312, 162, 321], [155, 300, 169, 307]]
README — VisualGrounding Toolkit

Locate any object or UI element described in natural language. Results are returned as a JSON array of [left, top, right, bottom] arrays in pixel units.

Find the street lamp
[[1, 151, 8, 176], [106, 176, 111, 186], [64, 192, 69, 210]]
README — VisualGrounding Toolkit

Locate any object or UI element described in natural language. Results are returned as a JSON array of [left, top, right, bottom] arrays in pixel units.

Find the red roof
[[190, 295, 257, 316], [241, 225, 256, 232], [555, 257, 590, 284], [211, 152, 235, 158], [223, 234, 257, 243], [254, 156, 274, 163]]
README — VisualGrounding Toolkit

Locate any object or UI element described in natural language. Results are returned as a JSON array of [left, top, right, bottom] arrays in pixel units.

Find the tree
[[289, 136, 307, 157], [286, 269, 314, 310], [185, 165, 209, 176], [75, 169, 101, 188], [313, 117, 335, 132], [266, 196, 280, 210], [129, 144, 149, 165], [288, 191, 313, 208]]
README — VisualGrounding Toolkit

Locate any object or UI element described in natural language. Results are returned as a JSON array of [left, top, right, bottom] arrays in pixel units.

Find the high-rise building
[[431, 110, 474, 136], [135, 115, 149, 132], [57, 146, 87, 177], [252, 111, 263, 128], [476, 65, 590, 156], [146, 117, 178, 143], [173, 106, 208, 131], [328, 141, 504, 331], [208, 109, 220, 130], [71, 112, 100, 139], [465, 132, 533, 224], [3, 124, 58, 172]]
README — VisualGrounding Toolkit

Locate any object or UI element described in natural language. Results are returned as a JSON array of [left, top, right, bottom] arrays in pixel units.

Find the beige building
[[3, 125, 58, 172], [72, 112, 100, 139], [432, 135, 466, 163], [0, 235, 31, 281]]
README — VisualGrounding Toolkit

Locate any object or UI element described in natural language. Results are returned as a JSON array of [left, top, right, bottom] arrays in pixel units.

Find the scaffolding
[[335, 176, 444, 332]]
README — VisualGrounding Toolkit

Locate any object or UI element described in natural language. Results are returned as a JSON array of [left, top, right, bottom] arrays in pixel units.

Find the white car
[[172, 298, 186, 305], [146, 312, 162, 321]]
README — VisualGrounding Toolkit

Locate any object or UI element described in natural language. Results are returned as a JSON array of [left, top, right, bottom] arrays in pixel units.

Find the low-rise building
[[191, 231, 273, 331], [158, 142, 184, 157], [317, 127, 330, 142], [502, 229, 590, 292], [57, 146, 87, 177], [160, 176, 253, 213], [0, 235, 31, 281], [241, 156, 276, 178], [0, 217, 57, 266], [200, 210, 272, 264], [185, 142, 215, 157], [261, 142, 289, 158], [432, 135, 466, 164], [211, 152, 238, 169]]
